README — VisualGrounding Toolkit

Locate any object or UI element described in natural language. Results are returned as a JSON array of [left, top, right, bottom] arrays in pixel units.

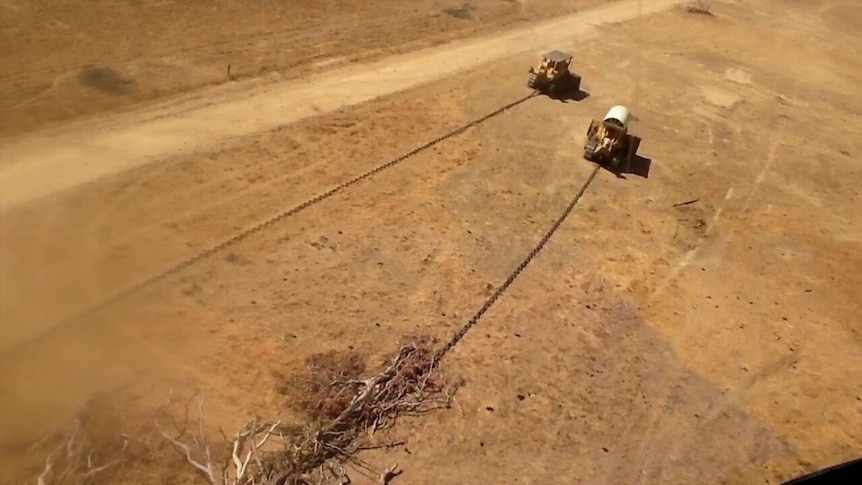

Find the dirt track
[[1, 0, 861, 483], [0, 0, 607, 139], [0, 0, 677, 212]]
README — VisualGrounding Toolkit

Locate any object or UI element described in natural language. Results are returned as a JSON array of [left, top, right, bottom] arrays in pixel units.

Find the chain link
[[37, 91, 541, 343], [434, 164, 601, 364]]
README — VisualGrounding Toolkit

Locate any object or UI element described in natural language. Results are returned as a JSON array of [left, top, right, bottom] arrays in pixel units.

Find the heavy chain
[[37, 91, 541, 344], [434, 164, 601, 364]]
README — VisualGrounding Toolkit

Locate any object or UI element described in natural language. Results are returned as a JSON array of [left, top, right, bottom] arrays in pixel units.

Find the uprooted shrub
[[31, 334, 457, 485]]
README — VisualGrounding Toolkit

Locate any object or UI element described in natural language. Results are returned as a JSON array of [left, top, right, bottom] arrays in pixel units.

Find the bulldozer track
[[434, 163, 602, 364], [32, 90, 542, 347]]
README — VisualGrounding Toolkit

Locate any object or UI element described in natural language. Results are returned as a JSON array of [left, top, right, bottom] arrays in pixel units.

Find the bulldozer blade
[[583, 139, 596, 161], [586, 119, 599, 137]]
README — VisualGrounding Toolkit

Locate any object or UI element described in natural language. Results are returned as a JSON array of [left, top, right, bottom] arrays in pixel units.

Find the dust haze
[[1, 0, 860, 483]]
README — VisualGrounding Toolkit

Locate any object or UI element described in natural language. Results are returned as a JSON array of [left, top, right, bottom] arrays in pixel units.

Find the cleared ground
[[0, 0, 675, 211], [1, 0, 861, 483], [0, 0, 605, 140]]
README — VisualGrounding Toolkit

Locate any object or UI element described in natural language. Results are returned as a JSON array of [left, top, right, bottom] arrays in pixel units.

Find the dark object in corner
[[780, 457, 862, 485]]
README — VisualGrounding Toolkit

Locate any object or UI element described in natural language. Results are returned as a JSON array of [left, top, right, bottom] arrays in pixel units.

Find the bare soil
[[1, 0, 861, 483], [0, 0, 605, 140]]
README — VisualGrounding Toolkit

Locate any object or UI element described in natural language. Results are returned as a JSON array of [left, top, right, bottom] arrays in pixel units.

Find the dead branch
[[155, 396, 219, 485], [379, 463, 401, 485], [231, 419, 283, 481], [248, 336, 449, 484], [673, 198, 699, 207], [34, 334, 451, 485], [34, 419, 123, 485], [156, 422, 218, 484]]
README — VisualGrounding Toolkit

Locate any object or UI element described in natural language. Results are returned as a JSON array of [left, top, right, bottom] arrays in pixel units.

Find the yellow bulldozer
[[527, 50, 582, 96], [583, 105, 642, 169]]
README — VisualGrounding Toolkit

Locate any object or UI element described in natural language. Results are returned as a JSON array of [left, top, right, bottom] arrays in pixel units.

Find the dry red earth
[[1, 0, 860, 483], [0, 0, 602, 139]]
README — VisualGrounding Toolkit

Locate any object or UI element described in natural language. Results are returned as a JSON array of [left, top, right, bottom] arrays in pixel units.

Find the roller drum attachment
[[603, 105, 631, 129]]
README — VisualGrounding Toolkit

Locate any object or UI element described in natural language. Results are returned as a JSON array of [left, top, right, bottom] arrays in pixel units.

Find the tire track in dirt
[[0, 0, 683, 211], [649, 110, 788, 302]]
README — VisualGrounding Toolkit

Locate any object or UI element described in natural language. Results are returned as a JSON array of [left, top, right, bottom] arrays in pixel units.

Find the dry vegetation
[[3, 0, 861, 483], [29, 335, 455, 485]]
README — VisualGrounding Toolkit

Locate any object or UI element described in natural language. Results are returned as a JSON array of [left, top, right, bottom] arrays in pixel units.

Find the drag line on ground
[[435, 164, 602, 362], [0, 0, 682, 211], [0, 92, 539, 355]]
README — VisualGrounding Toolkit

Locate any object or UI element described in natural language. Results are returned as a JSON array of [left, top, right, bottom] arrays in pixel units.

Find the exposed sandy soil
[[0, 0, 675, 211], [0, 0, 677, 363], [0, 0, 607, 141], [1, 0, 861, 484]]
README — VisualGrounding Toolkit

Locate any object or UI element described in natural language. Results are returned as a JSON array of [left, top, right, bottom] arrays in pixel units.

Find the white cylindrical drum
[[603, 105, 631, 129]]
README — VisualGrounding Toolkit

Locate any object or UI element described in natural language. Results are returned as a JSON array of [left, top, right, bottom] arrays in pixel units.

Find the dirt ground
[[0, 0, 605, 140], [1, 0, 861, 483]]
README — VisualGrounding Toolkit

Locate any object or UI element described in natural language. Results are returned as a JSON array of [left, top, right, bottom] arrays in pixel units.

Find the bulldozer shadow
[[600, 154, 652, 180], [546, 86, 590, 103]]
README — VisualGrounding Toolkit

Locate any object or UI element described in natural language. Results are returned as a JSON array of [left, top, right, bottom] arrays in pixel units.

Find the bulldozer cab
[[584, 118, 641, 168], [601, 119, 626, 139], [531, 50, 573, 78], [527, 49, 579, 93]]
